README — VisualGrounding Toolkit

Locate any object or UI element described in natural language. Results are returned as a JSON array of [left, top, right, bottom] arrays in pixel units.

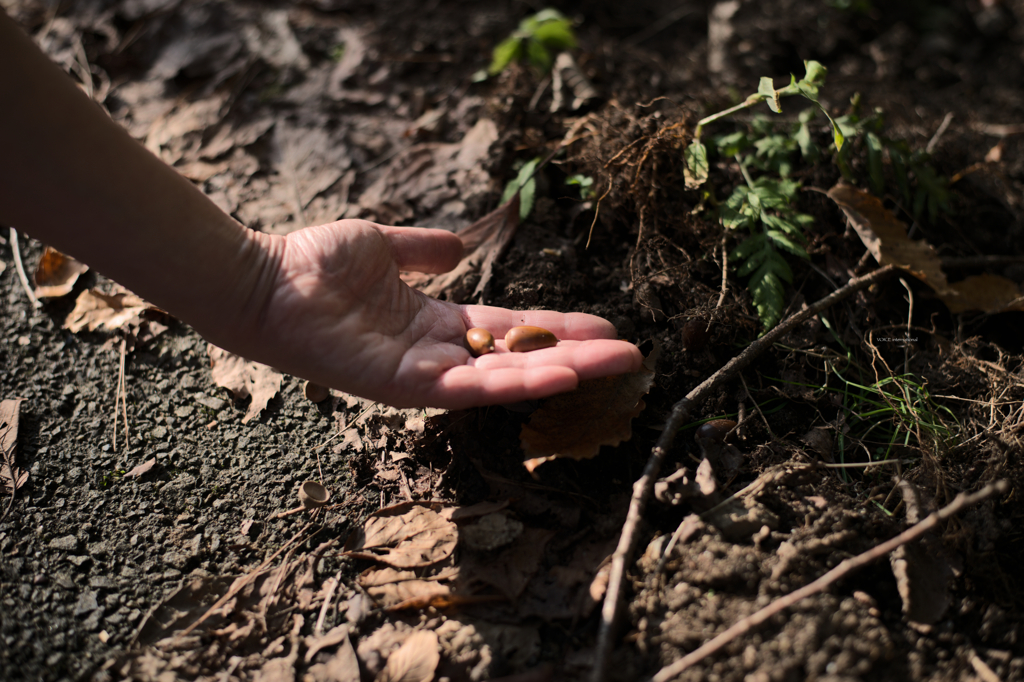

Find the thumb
[[377, 225, 464, 274]]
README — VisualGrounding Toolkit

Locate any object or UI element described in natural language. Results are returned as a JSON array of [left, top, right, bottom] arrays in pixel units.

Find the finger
[[430, 365, 580, 409], [377, 225, 464, 273], [474, 339, 644, 379], [461, 305, 621, 340]]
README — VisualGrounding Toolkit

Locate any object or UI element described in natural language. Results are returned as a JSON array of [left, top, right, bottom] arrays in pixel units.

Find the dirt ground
[[2, 1, 1024, 681]]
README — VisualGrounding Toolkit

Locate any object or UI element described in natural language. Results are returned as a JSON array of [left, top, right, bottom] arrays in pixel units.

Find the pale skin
[[0, 12, 643, 409]]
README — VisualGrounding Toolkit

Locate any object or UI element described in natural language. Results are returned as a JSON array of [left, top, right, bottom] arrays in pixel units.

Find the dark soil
[[2, 1, 1024, 681]]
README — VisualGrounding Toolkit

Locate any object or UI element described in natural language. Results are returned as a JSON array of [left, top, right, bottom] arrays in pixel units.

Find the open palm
[[251, 220, 643, 409]]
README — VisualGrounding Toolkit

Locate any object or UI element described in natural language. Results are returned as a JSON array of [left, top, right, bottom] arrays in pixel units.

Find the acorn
[[465, 328, 496, 357], [505, 326, 558, 352], [695, 419, 737, 444], [303, 380, 331, 403], [297, 481, 331, 509]]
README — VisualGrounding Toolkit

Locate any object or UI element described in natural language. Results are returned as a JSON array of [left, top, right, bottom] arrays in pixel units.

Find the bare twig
[[650, 480, 1007, 682], [590, 265, 898, 682], [9, 228, 41, 309], [926, 112, 954, 153]]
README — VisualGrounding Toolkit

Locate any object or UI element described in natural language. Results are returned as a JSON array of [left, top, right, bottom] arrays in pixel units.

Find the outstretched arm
[[0, 11, 642, 409]]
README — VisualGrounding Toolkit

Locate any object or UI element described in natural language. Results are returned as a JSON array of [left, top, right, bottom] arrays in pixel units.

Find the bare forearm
[[0, 11, 274, 348]]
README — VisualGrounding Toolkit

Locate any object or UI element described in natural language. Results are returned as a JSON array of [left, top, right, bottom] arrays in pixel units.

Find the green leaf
[[489, 37, 523, 75], [803, 60, 828, 85], [533, 19, 577, 49], [765, 229, 810, 259], [500, 157, 541, 219], [525, 39, 553, 72], [684, 140, 709, 189], [720, 204, 751, 230], [750, 262, 787, 329], [714, 131, 749, 157], [731, 232, 768, 260], [758, 77, 781, 113]]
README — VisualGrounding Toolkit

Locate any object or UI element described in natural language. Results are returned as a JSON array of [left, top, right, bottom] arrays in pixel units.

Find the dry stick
[[9, 227, 41, 309], [590, 264, 898, 682], [651, 480, 1008, 682]]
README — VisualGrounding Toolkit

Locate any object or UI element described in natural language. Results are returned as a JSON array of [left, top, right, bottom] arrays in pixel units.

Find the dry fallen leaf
[[376, 629, 439, 682], [521, 350, 656, 473], [344, 501, 458, 568], [64, 288, 151, 333], [33, 246, 89, 298], [890, 480, 955, 627], [2, 398, 29, 501], [207, 344, 284, 424], [828, 184, 1024, 314], [123, 457, 156, 480]]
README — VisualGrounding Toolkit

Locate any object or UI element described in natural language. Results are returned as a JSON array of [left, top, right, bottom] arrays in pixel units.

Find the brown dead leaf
[[359, 564, 460, 610], [123, 458, 156, 480], [377, 629, 439, 682], [33, 246, 89, 298], [344, 501, 457, 568], [2, 399, 29, 503], [402, 193, 520, 303], [64, 288, 151, 333], [521, 351, 656, 473], [891, 480, 955, 626], [207, 345, 284, 424], [359, 118, 498, 227], [828, 184, 1024, 314]]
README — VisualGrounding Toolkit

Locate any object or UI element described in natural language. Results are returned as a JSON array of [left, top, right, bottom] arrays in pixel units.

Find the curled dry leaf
[[343, 501, 457, 568], [64, 288, 151, 333], [33, 246, 89, 298], [207, 344, 284, 424], [828, 184, 1024, 314], [376, 629, 439, 682], [520, 348, 656, 473]]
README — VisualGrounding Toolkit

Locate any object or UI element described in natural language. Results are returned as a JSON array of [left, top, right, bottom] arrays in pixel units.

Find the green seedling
[[565, 173, 594, 200], [500, 156, 542, 220], [685, 60, 843, 189], [720, 161, 814, 330], [484, 9, 577, 78]]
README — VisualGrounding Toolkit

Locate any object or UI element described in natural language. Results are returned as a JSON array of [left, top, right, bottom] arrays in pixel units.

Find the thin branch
[[650, 480, 1007, 682], [590, 265, 898, 682], [9, 228, 41, 309]]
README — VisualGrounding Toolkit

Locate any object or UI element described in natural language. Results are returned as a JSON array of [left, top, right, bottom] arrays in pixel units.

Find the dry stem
[[590, 264, 898, 682], [651, 480, 1007, 682]]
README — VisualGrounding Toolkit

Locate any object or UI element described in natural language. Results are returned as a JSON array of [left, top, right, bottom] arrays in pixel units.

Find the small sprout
[[465, 328, 496, 357], [487, 8, 577, 77], [303, 380, 331, 403], [298, 481, 331, 509], [505, 326, 558, 352]]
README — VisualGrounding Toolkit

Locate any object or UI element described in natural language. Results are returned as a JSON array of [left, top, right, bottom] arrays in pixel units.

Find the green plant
[[834, 102, 951, 223], [500, 156, 542, 220], [485, 9, 577, 77], [684, 60, 844, 189], [565, 173, 594, 200], [772, 364, 958, 465], [721, 171, 815, 329]]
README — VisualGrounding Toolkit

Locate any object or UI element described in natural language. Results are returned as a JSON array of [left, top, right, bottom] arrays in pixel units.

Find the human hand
[[238, 220, 644, 409]]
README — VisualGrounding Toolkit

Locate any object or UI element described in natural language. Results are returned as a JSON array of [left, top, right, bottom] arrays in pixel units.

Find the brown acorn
[[505, 326, 558, 352], [465, 328, 496, 357], [695, 419, 737, 443]]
